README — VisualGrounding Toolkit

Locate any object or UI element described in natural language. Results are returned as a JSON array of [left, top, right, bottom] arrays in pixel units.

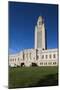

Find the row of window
[[41, 54, 56, 59], [23, 52, 56, 60], [10, 58, 19, 61], [10, 54, 56, 61], [40, 62, 56, 65]]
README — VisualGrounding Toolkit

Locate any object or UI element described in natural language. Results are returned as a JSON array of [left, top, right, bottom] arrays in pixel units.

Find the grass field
[[9, 66, 58, 89]]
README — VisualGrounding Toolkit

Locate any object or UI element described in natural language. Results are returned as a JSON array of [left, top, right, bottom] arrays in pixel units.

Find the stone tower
[[34, 16, 47, 49]]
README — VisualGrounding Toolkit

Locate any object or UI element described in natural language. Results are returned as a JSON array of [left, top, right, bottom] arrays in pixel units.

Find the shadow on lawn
[[30, 73, 58, 87], [9, 73, 58, 89]]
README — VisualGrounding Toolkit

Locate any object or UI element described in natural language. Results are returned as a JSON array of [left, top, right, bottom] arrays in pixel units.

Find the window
[[53, 62, 56, 64], [46, 55, 48, 59], [48, 62, 52, 65], [42, 55, 44, 59], [33, 57, 35, 60], [40, 62, 43, 65], [31, 63, 37, 66], [26, 53, 28, 59], [18, 58, 19, 61], [36, 49, 38, 53], [30, 53, 31, 60], [53, 54, 56, 58], [49, 54, 51, 58], [15, 58, 16, 61], [23, 52, 24, 60], [44, 62, 47, 65], [36, 55, 39, 60], [42, 48, 44, 50]]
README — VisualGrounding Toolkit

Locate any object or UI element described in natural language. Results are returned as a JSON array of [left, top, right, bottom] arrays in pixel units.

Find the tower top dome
[[38, 16, 44, 23]]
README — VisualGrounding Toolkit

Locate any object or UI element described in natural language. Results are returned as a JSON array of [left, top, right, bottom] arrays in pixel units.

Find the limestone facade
[[9, 48, 58, 67]]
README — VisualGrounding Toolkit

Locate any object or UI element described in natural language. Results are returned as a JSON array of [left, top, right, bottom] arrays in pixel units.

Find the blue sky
[[9, 2, 58, 54]]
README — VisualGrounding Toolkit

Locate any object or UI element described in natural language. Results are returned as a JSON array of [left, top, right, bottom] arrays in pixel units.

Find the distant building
[[9, 16, 58, 67]]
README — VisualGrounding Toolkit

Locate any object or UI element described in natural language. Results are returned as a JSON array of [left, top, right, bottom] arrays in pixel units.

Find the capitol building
[[9, 16, 58, 67]]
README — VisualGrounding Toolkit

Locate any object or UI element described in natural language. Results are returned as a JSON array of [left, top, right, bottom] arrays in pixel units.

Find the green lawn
[[8, 66, 58, 89]]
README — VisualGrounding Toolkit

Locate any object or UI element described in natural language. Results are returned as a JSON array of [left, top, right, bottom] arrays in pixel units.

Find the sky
[[9, 1, 58, 54]]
